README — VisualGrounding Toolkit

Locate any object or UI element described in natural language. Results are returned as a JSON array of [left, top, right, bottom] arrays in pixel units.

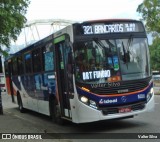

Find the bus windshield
[[74, 38, 150, 83]]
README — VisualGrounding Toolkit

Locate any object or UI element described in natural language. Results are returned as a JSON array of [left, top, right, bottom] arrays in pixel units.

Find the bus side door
[[54, 35, 73, 119]]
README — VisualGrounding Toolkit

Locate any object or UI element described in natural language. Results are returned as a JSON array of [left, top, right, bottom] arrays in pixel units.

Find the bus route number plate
[[119, 107, 132, 113]]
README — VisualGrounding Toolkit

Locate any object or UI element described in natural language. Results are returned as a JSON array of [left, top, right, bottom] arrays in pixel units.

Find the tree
[[0, 0, 30, 54], [149, 37, 160, 70], [137, 0, 160, 35], [137, 0, 160, 71]]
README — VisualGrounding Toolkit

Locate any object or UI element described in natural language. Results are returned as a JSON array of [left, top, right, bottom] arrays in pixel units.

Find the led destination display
[[80, 21, 144, 35]]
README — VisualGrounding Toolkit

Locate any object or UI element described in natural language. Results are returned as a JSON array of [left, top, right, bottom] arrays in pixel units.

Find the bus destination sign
[[82, 22, 144, 35]]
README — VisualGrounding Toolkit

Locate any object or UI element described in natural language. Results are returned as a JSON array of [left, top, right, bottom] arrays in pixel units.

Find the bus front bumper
[[72, 94, 155, 123]]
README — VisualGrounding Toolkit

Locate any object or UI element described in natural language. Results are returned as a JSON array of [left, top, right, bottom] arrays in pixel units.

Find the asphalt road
[[0, 93, 160, 142]]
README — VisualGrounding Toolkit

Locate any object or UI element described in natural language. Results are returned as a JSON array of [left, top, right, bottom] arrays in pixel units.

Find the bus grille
[[101, 102, 146, 115], [91, 77, 151, 95]]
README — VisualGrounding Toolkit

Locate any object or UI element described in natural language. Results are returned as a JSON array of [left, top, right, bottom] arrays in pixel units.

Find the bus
[[0, 73, 6, 93], [0, 56, 6, 93], [4, 19, 154, 124], [152, 71, 160, 87]]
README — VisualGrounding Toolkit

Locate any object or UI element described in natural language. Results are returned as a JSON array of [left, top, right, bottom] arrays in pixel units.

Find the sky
[[10, 0, 146, 53], [26, 0, 144, 21]]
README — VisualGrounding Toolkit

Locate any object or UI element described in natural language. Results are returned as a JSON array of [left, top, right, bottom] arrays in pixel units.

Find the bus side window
[[32, 48, 42, 73], [12, 58, 18, 76], [17, 56, 24, 75], [24, 53, 32, 74], [42, 43, 54, 71], [4, 62, 8, 76]]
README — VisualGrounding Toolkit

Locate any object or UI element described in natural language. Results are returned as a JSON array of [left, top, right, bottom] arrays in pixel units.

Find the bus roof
[[82, 19, 141, 24], [5, 34, 54, 61]]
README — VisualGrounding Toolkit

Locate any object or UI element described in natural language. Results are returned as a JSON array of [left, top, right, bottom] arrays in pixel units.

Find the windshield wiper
[[93, 38, 105, 49], [122, 41, 130, 69], [106, 40, 115, 48], [121, 36, 133, 67]]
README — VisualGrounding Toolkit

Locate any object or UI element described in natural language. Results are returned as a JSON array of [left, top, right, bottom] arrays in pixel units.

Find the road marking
[[5, 110, 32, 122], [14, 114, 29, 121], [5, 110, 12, 114]]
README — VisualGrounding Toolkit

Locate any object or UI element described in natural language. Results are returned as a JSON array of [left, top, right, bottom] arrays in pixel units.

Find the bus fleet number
[[83, 26, 93, 34]]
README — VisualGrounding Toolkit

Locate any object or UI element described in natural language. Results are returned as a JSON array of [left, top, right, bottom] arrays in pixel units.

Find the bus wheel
[[50, 99, 64, 125], [17, 94, 25, 113]]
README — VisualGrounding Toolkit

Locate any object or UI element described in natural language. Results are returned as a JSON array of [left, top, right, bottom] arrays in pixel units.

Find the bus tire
[[17, 94, 25, 113], [50, 99, 64, 125]]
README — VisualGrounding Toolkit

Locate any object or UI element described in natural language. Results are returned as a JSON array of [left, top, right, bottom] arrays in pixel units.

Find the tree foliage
[[0, 0, 30, 52], [137, 0, 160, 71], [149, 37, 160, 70], [137, 0, 160, 35]]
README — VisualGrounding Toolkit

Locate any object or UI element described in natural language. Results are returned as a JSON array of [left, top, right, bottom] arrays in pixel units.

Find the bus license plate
[[119, 107, 131, 113]]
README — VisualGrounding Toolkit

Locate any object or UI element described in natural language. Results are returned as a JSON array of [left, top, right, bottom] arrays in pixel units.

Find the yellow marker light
[[81, 87, 90, 92]]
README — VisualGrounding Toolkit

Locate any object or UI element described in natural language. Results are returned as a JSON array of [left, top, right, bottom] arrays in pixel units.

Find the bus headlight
[[147, 88, 154, 102], [80, 96, 88, 104], [80, 96, 97, 109]]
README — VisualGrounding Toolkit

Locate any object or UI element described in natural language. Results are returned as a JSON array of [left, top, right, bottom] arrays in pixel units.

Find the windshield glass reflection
[[74, 38, 149, 83]]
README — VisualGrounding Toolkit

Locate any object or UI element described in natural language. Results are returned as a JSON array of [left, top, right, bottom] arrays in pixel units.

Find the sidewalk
[[0, 93, 25, 134], [0, 93, 19, 134], [1, 93, 17, 109], [0, 93, 70, 142]]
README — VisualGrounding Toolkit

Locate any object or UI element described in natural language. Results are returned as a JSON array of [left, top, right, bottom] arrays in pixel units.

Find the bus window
[[17, 56, 24, 75], [24, 53, 32, 73], [74, 40, 120, 83], [12, 58, 18, 76], [118, 38, 149, 80], [42, 43, 54, 71], [4, 62, 8, 76], [32, 48, 42, 73]]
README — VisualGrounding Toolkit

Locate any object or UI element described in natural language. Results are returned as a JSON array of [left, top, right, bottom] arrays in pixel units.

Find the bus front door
[[54, 36, 73, 120]]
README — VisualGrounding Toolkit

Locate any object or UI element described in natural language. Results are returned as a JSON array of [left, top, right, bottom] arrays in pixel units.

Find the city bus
[[152, 71, 160, 87], [0, 73, 6, 93], [4, 19, 154, 124]]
